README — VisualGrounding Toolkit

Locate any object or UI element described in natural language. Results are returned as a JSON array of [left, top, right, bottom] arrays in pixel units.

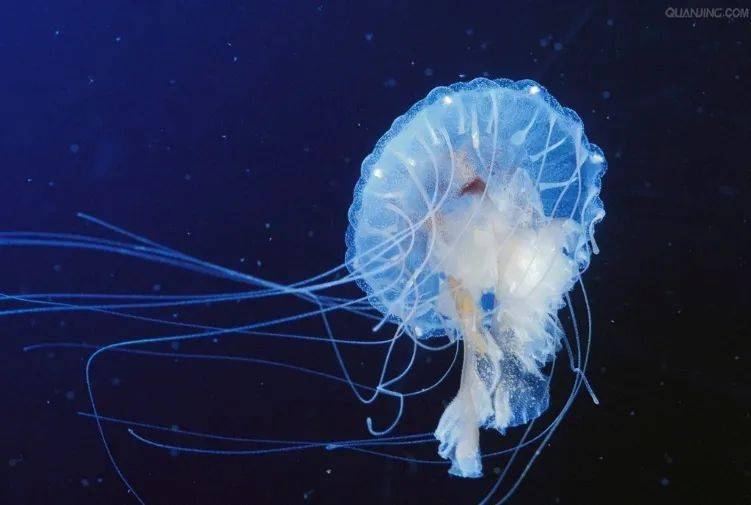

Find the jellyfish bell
[[346, 78, 606, 478]]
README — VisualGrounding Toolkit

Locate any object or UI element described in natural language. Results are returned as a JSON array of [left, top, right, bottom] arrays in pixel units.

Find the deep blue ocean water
[[1, 2, 748, 504]]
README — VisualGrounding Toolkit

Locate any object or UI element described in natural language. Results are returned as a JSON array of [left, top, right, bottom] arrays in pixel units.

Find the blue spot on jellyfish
[[4, 77, 605, 503]]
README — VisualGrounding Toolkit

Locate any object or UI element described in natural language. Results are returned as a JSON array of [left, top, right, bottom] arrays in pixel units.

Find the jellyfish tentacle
[[366, 390, 405, 436]]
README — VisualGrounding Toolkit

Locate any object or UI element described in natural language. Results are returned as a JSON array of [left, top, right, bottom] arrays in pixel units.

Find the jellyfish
[[2, 77, 605, 503], [346, 77, 606, 478]]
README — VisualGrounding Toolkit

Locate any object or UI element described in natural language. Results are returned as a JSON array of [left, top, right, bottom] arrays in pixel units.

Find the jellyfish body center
[[433, 168, 579, 478]]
